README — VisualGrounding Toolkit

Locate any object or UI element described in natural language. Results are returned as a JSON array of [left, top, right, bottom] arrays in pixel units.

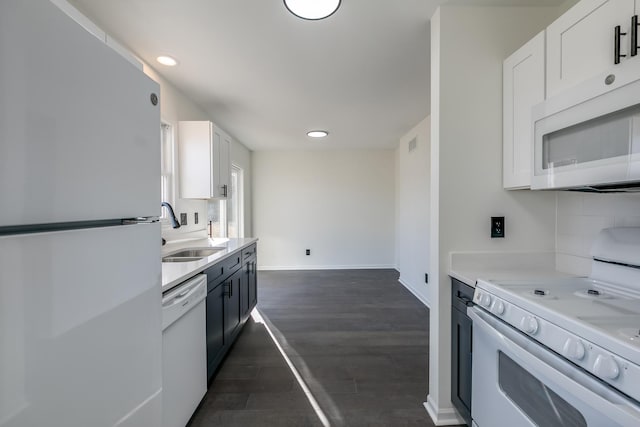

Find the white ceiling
[[69, 0, 568, 151]]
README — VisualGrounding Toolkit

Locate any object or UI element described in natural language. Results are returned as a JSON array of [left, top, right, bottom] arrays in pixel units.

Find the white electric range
[[470, 227, 640, 427]]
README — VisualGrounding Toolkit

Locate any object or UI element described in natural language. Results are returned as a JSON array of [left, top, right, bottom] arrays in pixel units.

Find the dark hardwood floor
[[189, 269, 442, 427]]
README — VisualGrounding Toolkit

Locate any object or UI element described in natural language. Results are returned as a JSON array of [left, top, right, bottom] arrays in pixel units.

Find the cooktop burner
[[574, 288, 614, 299], [618, 328, 640, 343]]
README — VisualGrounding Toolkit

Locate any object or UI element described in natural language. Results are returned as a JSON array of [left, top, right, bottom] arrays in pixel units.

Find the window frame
[[228, 164, 244, 238], [160, 122, 175, 221]]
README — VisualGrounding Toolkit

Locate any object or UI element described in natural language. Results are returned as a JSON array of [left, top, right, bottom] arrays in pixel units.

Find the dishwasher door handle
[[162, 275, 207, 329]]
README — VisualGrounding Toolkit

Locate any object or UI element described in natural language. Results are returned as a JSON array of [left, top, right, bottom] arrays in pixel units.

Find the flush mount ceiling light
[[307, 130, 329, 138], [284, 0, 341, 20], [156, 55, 178, 66]]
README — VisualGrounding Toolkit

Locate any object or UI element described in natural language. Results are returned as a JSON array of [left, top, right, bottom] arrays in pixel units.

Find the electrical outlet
[[306, 249, 310, 256], [194, 212, 199, 224], [180, 213, 187, 226], [491, 216, 505, 238]]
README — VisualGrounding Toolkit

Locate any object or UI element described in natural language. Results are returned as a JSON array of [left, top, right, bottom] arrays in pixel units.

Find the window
[[207, 199, 227, 238], [160, 123, 174, 218], [207, 165, 244, 239], [228, 165, 244, 238]]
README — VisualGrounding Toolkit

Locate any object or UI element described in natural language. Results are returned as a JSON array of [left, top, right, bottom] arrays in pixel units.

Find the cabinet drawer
[[206, 253, 242, 292], [451, 278, 474, 313], [205, 264, 224, 289], [242, 244, 257, 263], [221, 253, 242, 277]]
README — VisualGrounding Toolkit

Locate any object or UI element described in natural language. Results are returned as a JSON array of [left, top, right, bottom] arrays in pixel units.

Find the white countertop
[[449, 251, 575, 288], [161, 237, 258, 293]]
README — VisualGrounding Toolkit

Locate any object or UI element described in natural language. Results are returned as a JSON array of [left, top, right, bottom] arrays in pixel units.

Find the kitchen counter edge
[[449, 251, 574, 288]]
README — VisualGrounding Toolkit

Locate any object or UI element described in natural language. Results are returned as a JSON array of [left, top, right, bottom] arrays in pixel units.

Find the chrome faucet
[[161, 202, 181, 229]]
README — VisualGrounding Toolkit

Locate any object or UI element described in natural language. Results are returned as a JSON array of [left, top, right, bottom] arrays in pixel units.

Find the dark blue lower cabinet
[[206, 281, 225, 380], [451, 278, 473, 427], [223, 269, 243, 344], [205, 249, 258, 383], [249, 259, 257, 310]]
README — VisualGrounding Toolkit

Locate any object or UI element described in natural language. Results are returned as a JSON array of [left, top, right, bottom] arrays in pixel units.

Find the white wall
[[556, 192, 640, 275], [395, 117, 431, 306], [427, 5, 569, 425], [253, 150, 395, 269]]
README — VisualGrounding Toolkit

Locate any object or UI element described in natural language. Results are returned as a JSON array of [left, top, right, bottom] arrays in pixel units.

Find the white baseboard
[[257, 264, 396, 271], [398, 277, 430, 308], [424, 396, 466, 426]]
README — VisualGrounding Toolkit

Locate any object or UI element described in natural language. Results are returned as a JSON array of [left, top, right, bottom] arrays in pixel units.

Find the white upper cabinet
[[546, 0, 635, 98], [178, 121, 231, 199], [503, 31, 546, 190]]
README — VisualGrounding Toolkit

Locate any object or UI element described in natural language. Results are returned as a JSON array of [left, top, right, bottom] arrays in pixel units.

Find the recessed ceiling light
[[284, 0, 341, 20], [307, 130, 329, 138], [156, 55, 178, 66]]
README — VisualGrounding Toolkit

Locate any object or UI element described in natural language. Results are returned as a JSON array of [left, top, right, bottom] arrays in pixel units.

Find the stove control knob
[[491, 300, 505, 315], [520, 315, 539, 335], [480, 293, 492, 308], [593, 355, 620, 380], [562, 338, 585, 361]]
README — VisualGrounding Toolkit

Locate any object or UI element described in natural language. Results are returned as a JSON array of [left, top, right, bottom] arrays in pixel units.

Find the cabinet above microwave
[[531, 63, 640, 190]]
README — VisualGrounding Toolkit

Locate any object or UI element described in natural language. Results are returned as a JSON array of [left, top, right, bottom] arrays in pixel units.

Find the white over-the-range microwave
[[532, 62, 640, 191]]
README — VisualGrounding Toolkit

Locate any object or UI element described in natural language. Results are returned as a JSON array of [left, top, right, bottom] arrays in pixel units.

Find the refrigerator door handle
[[122, 217, 160, 225]]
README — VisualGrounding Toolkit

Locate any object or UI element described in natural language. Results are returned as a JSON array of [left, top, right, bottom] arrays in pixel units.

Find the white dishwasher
[[162, 274, 207, 427]]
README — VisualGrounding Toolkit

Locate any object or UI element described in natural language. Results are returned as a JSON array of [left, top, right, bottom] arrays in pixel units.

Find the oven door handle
[[468, 306, 640, 425]]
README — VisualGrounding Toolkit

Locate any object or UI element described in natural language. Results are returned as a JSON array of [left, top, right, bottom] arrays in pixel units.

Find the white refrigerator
[[0, 1, 163, 426]]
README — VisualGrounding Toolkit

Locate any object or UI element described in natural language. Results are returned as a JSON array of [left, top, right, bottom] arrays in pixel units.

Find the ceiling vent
[[408, 137, 417, 153]]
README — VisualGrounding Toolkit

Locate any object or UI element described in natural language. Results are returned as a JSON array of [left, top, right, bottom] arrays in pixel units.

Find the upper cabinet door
[[0, 0, 160, 226], [546, 0, 635, 98], [219, 133, 231, 198], [179, 121, 215, 199], [211, 127, 231, 199], [211, 127, 223, 198], [503, 31, 546, 190], [178, 121, 230, 199]]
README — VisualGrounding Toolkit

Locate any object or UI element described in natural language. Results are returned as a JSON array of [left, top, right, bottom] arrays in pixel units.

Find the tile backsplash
[[556, 192, 640, 275]]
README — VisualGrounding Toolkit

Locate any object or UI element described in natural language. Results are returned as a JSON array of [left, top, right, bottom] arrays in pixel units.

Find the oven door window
[[498, 351, 587, 427]]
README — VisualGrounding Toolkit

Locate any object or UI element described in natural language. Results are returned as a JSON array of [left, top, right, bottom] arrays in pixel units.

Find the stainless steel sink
[[162, 247, 225, 263], [168, 248, 224, 258]]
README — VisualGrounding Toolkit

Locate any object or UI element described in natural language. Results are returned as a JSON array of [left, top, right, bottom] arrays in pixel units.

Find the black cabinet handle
[[615, 25, 627, 64], [224, 282, 233, 298], [632, 16, 639, 57], [222, 184, 228, 197], [459, 296, 474, 307]]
